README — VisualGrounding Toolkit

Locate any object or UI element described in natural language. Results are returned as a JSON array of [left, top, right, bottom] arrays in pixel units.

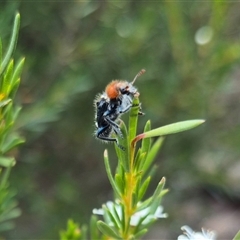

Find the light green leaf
[[233, 230, 240, 240], [0, 38, 2, 66], [97, 221, 121, 239], [103, 205, 121, 229], [10, 57, 25, 97], [149, 177, 166, 215], [143, 120, 205, 139], [128, 97, 140, 142], [134, 151, 146, 172], [0, 208, 21, 222], [90, 215, 99, 240], [141, 120, 151, 154], [115, 173, 124, 195], [0, 157, 15, 168], [0, 13, 20, 78], [0, 99, 12, 108], [8, 79, 20, 100], [0, 221, 15, 231], [1, 134, 25, 154], [103, 150, 121, 198], [141, 137, 164, 174], [134, 228, 148, 239], [114, 120, 129, 172], [138, 176, 151, 201], [2, 60, 13, 95]]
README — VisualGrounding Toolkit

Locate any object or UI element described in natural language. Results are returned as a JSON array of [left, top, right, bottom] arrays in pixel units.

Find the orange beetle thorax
[[105, 80, 128, 99]]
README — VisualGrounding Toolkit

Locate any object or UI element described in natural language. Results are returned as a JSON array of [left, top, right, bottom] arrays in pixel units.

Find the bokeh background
[[0, 1, 240, 239]]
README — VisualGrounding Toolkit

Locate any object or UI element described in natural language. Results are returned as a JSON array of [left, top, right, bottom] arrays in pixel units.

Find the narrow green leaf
[[138, 176, 151, 201], [0, 165, 12, 190], [128, 97, 140, 142], [134, 169, 145, 200], [0, 38, 2, 66], [134, 228, 148, 239], [112, 205, 122, 227], [0, 208, 21, 222], [136, 198, 152, 212], [147, 164, 158, 178], [143, 120, 205, 139], [114, 120, 129, 172], [134, 151, 146, 172], [132, 191, 138, 208], [1, 134, 25, 154], [9, 58, 25, 98], [141, 120, 151, 154], [90, 215, 99, 240], [115, 173, 124, 195], [3, 102, 13, 125], [103, 205, 120, 229], [233, 231, 240, 240], [0, 13, 20, 77], [9, 79, 20, 100], [149, 177, 166, 214], [2, 60, 13, 95], [12, 106, 22, 122], [103, 150, 121, 198], [0, 157, 15, 168], [137, 177, 165, 212], [80, 225, 88, 240], [97, 221, 121, 239], [0, 99, 11, 108], [0, 221, 14, 231], [142, 137, 164, 174], [120, 203, 125, 232]]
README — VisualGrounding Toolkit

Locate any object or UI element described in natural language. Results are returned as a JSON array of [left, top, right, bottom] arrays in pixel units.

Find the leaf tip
[[160, 176, 166, 185], [104, 149, 108, 157]]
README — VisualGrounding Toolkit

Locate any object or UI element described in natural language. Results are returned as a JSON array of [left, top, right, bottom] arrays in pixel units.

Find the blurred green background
[[1, 1, 240, 239]]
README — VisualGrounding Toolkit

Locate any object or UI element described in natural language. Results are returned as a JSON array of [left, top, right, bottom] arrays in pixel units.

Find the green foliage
[[60, 219, 83, 240], [89, 95, 203, 239], [0, 2, 240, 239], [0, 13, 24, 232], [233, 231, 240, 240]]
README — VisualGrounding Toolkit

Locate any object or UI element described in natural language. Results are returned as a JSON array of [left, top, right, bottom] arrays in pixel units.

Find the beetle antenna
[[131, 69, 146, 84]]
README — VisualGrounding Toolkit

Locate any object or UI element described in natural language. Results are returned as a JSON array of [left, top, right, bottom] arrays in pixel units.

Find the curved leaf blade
[[141, 120, 205, 139]]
